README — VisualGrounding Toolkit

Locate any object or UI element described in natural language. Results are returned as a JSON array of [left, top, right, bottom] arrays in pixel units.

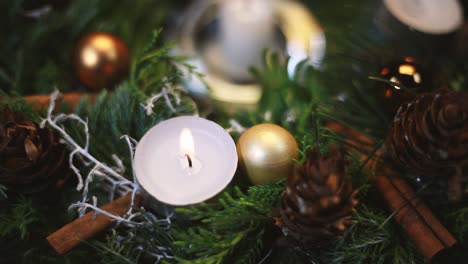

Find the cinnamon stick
[[47, 193, 142, 255], [23, 92, 95, 111], [372, 175, 457, 260], [326, 122, 458, 261]]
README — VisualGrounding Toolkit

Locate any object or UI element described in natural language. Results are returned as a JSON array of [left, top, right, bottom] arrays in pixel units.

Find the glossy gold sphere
[[73, 32, 130, 91], [237, 123, 298, 185]]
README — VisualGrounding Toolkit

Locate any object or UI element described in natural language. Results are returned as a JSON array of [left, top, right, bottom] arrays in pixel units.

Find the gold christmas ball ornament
[[73, 32, 130, 92], [237, 124, 298, 185]]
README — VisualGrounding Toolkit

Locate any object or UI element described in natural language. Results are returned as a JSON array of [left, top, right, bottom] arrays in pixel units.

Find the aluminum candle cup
[[134, 116, 238, 214]]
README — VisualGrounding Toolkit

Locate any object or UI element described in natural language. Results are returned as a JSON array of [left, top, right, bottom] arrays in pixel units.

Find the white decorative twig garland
[[143, 79, 199, 117], [41, 87, 198, 261], [41, 90, 139, 224], [225, 119, 246, 134]]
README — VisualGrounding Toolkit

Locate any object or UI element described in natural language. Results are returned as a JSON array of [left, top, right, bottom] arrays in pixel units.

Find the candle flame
[[179, 128, 195, 157]]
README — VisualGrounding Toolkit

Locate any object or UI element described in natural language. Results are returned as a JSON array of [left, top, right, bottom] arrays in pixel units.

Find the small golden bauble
[[73, 32, 130, 91], [237, 123, 298, 185], [377, 57, 430, 116]]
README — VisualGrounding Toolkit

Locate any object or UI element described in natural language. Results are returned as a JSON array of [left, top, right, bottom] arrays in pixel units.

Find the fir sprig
[[90, 210, 175, 264], [0, 196, 38, 240], [448, 207, 468, 243], [0, 90, 41, 121], [324, 205, 425, 264], [174, 182, 284, 264], [0, 184, 6, 199]]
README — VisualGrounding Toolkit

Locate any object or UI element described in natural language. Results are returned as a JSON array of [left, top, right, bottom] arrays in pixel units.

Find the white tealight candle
[[383, 0, 463, 34], [134, 116, 238, 206], [218, 0, 275, 81]]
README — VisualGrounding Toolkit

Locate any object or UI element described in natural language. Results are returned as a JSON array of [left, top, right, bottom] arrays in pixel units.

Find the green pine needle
[[174, 182, 284, 264], [0, 184, 7, 199], [0, 196, 38, 240], [448, 207, 468, 243], [324, 205, 425, 264]]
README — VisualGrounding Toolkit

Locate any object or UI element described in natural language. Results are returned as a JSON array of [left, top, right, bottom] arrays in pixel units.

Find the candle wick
[[185, 154, 193, 168]]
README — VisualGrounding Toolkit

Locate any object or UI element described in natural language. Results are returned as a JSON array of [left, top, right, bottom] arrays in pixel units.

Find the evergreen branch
[[294, 135, 314, 164], [324, 205, 425, 264], [174, 182, 284, 264], [92, 209, 175, 263], [0, 90, 41, 121], [368, 76, 413, 94], [356, 140, 384, 174], [82, 240, 134, 264], [0, 184, 6, 199], [448, 207, 468, 242], [0, 196, 38, 240], [232, 228, 265, 264]]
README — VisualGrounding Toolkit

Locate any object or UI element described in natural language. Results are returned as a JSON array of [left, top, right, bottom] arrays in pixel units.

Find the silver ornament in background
[[168, 0, 326, 115]]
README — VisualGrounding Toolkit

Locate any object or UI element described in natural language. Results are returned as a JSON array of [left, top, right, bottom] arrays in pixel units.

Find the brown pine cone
[[278, 147, 359, 248], [0, 106, 69, 194], [385, 89, 468, 202]]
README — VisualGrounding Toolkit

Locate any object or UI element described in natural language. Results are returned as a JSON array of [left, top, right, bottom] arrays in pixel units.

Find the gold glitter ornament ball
[[237, 124, 298, 185], [73, 32, 130, 91]]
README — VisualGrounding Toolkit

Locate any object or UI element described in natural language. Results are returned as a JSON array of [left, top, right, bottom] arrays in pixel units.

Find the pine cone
[[385, 89, 468, 202], [0, 106, 68, 194], [278, 147, 359, 248]]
